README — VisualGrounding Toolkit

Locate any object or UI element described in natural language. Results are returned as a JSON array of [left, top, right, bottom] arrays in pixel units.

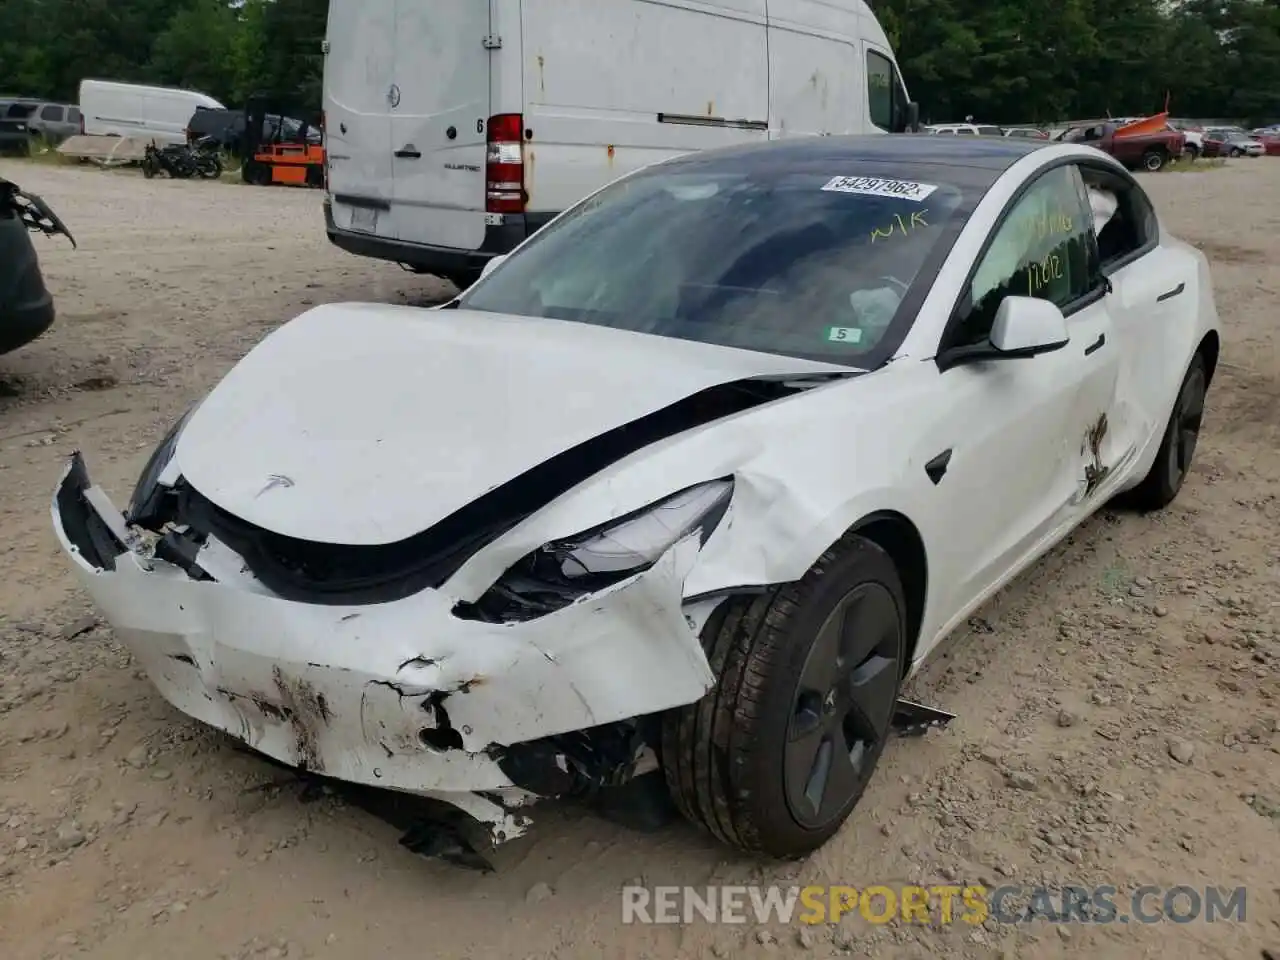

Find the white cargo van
[[79, 79, 225, 145], [322, 0, 918, 289]]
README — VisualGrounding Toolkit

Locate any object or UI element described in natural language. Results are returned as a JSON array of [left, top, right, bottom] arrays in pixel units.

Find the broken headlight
[[126, 404, 198, 526], [457, 478, 734, 623]]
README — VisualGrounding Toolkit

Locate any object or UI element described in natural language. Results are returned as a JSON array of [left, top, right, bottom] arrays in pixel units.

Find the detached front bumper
[[51, 454, 715, 842]]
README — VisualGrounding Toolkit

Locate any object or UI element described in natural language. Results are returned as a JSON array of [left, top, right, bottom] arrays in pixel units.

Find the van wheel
[[660, 533, 905, 857], [1142, 149, 1167, 172]]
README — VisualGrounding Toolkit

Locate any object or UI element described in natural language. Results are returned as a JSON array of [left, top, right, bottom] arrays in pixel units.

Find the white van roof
[[78, 78, 224, 109]]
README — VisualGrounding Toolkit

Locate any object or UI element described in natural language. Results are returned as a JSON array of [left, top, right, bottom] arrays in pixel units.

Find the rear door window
[[40, 105, 64, 121]]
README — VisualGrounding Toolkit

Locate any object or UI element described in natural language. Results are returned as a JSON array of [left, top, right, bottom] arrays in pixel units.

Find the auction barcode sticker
[[821, 176, 937, 201]]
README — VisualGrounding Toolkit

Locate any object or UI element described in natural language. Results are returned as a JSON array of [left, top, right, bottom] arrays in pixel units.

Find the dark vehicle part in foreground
[[0, 177, 75, 355], [141, 138, 222, 180], [240, 94, 324, 188]]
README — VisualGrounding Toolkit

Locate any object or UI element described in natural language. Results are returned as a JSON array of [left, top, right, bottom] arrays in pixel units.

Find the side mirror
[[989, 296, 1070, 356], [938, 296, 1070, 371], [479, 254, 506, 280], [905, 101, 921, 133]]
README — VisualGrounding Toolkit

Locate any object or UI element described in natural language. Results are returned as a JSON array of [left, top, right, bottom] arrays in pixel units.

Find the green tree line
[[874, 0, 1280, 123], [1, 0, 1278, 124], [0, 0, 327, 109]]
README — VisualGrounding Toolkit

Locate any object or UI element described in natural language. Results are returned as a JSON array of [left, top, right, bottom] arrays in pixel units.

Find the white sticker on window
[[821, 176, 938, 202], [825, 326, 864, 343]]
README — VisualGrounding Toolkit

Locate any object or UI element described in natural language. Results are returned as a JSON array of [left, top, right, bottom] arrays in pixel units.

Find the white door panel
[[1105, 245, 1194, 464], [389, 0, 491, 250], [323, 0, 395, 219], [1060, 298, 1124, 507], [919, 353, 1082, 622]]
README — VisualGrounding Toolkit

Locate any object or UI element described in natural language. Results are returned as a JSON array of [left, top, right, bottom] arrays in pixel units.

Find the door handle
[[1084, 333, 1106, 356], [394, 148, 421, 159], [1156, 282, 1185, 302]]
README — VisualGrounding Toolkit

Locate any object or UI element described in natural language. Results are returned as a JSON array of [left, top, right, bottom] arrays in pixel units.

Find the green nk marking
[[825, 326, 864, 343], [869, 208, 929, 242]]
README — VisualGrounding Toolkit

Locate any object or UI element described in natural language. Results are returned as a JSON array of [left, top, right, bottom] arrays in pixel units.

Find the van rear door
[[387, 0, 491, 251], [323, 0, 396, 236]]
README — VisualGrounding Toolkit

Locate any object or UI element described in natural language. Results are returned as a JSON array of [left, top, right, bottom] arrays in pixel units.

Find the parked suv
[[26, 102, 81, 143], [0, 102, 35, 154], [186, 107, 246, 152], [185, 107, 322, 154]]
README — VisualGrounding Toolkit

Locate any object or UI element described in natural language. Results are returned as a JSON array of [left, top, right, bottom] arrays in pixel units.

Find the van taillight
[[486, 113, 525, 214]]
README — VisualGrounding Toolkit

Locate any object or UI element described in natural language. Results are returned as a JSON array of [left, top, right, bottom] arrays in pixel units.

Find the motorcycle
[[191, 134, 224, 179], [141, 137, 223, 180], [0, 177, 75, 356]]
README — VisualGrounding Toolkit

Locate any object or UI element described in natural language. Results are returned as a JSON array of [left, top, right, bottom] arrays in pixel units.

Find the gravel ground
[[0, 158, 1277, 960]]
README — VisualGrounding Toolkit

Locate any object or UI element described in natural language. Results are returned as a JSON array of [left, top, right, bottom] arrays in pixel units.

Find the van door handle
[[1156, 282, 1185, 302], [394, 148, 421, 159], [1084, 333, 1106, 356]]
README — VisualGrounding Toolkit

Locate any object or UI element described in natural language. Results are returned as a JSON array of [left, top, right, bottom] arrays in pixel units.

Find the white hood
[[176, 303, 848, 545]]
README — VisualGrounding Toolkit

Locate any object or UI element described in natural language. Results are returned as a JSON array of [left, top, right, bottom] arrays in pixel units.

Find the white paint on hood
[[176, 303, 850, 545]]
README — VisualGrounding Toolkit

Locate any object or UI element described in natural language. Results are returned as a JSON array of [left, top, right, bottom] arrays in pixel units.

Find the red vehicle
[[1200, 127, 1265, 158], [1059, 121, 1185, 172]]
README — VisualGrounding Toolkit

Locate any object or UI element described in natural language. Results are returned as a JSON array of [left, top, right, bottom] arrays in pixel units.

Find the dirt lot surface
[[0, 159, 1277, 960]]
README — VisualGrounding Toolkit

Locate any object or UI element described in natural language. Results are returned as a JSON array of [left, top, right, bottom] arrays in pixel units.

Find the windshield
[[459, 165, 967, 365]]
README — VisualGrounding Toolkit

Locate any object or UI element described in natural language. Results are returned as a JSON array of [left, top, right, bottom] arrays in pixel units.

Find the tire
[[1230, 147, 1243, 158], [241, 161, 271, 186], [660, 533, 906, 858], [1124, 352, 1208, 511], [197, 155, 222, 179], [1185, 144, 1200, 161], [1142, 149, 1167, 172]]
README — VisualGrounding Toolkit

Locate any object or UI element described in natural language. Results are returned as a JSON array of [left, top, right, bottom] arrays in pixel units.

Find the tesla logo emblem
[[387, 84, 401, 108]]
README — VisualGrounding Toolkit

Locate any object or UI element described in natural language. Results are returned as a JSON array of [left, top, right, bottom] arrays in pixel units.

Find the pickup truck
[[1058, 122, 1185, 172]]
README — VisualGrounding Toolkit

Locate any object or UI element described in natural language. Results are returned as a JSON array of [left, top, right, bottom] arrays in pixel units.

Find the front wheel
[[1230, 147, 1243, 158], [1123, 353, 1208, 511], [1184, 144, 1200, 161], [197, 155, 222, 179], [1142, 149, 1167, 172], [661, 533, 906, 857]]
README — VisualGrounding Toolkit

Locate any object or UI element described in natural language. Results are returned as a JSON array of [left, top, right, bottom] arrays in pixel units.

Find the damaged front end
[[51, 450, 729, 856]]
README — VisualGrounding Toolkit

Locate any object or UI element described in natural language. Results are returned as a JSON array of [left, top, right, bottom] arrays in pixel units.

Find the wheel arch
[[848, 510, 929, 675], [1198, 329, 1220, 386]]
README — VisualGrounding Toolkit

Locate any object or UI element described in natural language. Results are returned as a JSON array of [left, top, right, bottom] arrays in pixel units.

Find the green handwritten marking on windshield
[[825, 326, 864, 344], [869, 209, 929, 242]]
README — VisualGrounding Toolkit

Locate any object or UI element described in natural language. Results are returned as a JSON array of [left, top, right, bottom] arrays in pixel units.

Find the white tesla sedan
[[52, 134, 1219, 861]]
